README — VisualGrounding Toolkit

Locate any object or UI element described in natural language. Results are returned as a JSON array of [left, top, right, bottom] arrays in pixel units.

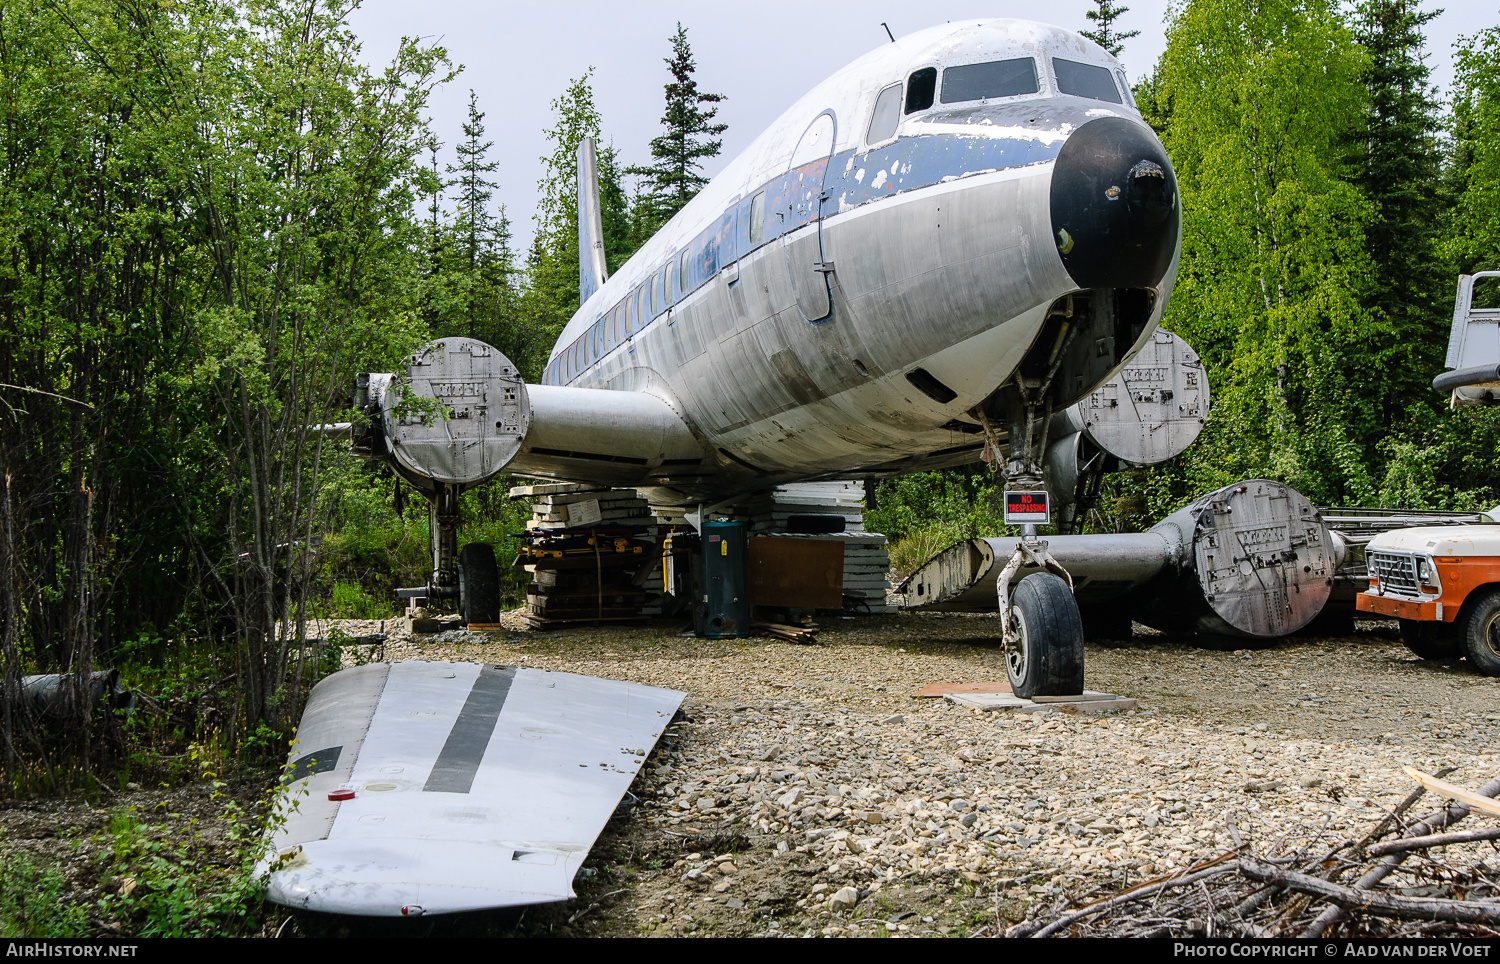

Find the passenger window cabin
[[552, 49, 1114, 386]]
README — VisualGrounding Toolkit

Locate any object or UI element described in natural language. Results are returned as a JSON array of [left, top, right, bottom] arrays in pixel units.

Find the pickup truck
[[1358, 522, 1500, 674], [1356, 272, 1500, 675]]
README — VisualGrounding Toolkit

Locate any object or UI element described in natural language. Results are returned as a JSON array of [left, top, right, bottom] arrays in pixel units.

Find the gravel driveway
[[310, 612, 1500, 937]]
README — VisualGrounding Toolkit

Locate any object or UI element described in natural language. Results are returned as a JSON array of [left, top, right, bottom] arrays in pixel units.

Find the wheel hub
[[1006, 611, 1029, 681]]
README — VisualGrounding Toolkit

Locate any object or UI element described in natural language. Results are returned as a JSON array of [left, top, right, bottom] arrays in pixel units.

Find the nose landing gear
[[980, 376, 1088, 698]]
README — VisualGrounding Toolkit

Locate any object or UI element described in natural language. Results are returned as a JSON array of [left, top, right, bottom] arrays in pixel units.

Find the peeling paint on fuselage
[[529, 19, 1178, 501]]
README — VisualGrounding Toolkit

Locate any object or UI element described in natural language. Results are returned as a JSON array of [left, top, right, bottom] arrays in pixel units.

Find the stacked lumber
[[509, 482, 663, 627], [511, 481, 655, 530], [752, 620, 819, 643], [735, 481, 894, 614]]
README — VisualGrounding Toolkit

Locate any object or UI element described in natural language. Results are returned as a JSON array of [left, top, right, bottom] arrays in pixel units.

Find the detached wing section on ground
[[258, 661, 684, 916]]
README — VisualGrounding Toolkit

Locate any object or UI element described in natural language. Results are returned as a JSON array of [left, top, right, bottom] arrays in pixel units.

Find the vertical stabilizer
[[577, 138, 608, 304]]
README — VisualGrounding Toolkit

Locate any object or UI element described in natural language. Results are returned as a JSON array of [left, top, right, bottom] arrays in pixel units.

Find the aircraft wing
[[258, 661, 684, 916]]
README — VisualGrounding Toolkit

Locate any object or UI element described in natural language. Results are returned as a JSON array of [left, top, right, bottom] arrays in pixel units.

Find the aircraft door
[[781, 111, 835, 323]]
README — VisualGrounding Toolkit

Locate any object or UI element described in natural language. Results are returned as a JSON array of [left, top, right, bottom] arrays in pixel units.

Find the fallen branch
[[1241, 859, 1500, 926], [1009, 853, 1237, 938], [1356, 766, 1452, 849], [1366, 826, 1500, 858], [1301, 773, 1500, 938]]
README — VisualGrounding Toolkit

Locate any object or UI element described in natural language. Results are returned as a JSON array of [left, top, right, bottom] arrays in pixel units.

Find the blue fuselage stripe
[[545, 132, 1063, 387]]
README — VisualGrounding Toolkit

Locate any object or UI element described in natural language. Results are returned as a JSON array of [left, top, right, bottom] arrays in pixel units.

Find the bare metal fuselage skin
[[513, 20, 1181, 504]]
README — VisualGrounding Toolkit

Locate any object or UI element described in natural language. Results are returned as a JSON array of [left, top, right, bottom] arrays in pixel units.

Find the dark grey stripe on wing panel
[[423, 665, 515, 794], [284, 746, 342, 784]]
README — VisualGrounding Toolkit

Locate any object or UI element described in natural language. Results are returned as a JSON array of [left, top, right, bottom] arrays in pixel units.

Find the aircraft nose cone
[[1050, 117, 1179, 289]]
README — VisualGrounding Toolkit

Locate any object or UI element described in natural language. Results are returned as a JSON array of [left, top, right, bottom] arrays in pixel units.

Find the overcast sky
[[346, 1, 1497, 253]]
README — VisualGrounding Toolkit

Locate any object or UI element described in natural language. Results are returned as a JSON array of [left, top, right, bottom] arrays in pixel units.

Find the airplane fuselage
[[532, 20, 1180, 504], [369, 20, 1182, 509]]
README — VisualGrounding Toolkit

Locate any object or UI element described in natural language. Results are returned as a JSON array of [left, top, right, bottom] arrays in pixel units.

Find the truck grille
[[1369, 551, 1420, 597]]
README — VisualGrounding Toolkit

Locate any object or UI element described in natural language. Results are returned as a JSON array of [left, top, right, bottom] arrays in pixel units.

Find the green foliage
[[1446, 23, 1500, 272], [1154, 0, 1387, 505], [867, 469, 1007, 573], [0, 846, 90, 938], [629, 23, 728, 235], [0, 0, 448, 771], [174, 0, 445, 729], [2, 789, 275, 939], [1353, 0, 1453, 425], [329, 581, 389, 619], [1375, 406, 1500, 510], [102, 799, 269, 938]]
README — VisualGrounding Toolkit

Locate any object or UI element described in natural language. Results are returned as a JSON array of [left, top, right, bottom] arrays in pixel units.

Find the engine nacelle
[[898, 478, 1348, 639], [1043, 328, 1211, 496], [355, 338, 530, 491]]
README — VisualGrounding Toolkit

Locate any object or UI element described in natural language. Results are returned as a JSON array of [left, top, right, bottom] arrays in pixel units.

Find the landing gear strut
[[980, 379, 1088, 697], [393, 481, 499, 627]]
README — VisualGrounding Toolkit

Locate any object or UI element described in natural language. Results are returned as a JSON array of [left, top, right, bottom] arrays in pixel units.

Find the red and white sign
[[1004, 490, 1050, 526]]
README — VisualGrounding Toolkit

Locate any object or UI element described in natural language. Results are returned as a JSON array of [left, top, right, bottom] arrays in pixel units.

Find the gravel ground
[[295, 612, 1500, 938], [5, 614, 1494, 938]]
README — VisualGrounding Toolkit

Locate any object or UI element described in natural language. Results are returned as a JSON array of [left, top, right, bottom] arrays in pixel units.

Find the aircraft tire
[[459, 543, 501, 626], [1398, 618, 1461, 661], [1463, 589, 1500, 677], [1006, 573, 1085, 699]]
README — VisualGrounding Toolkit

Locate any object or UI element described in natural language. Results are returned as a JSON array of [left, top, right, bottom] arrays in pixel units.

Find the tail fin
[[577, 137, 608, 304]]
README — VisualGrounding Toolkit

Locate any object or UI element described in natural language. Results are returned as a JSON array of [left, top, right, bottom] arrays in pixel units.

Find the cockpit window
[[1053, 58, 1123, 103], [867, 83, 902, 143], [940, 58, 1039, 103], [904, 67, 936, 114], [1116, 69, 1137, 109]]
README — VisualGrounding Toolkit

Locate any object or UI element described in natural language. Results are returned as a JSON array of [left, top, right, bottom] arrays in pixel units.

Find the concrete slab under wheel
[[913, 681, 1013, 698], [945, 690, 1136, 715]]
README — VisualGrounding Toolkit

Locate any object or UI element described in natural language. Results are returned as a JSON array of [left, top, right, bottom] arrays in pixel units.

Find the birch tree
[[1154, 0, 1375, 503]]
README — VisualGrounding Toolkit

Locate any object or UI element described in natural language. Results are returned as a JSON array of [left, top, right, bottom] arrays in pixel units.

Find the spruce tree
[[1354, 0, 1452, 420], [630, 23, 727, 233], [449, 90, 501, 271], [1081, 0, 1140, 57], [424, 92, 518, 356]]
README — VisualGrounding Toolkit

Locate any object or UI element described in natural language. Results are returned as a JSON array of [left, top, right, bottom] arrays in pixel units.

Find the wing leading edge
[[258, 661, 685, 916]]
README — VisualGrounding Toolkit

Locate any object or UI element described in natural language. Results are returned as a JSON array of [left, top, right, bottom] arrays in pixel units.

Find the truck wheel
[[1006, 573, 1085, 698], [1463, 590, 1500, 677], [458, 543, 501, 626], [1398, 618, 1461, 661]]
